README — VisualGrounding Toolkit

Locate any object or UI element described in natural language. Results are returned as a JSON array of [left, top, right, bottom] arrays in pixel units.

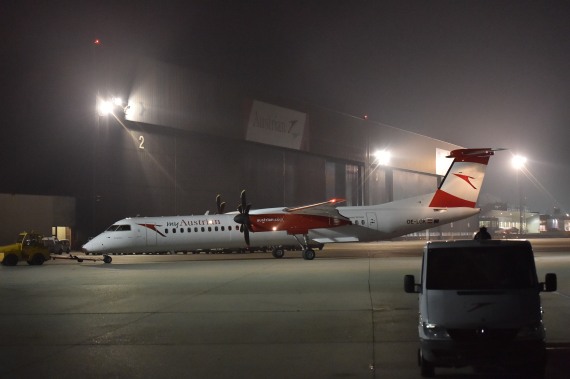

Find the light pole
[[512, 155, 527, 235]]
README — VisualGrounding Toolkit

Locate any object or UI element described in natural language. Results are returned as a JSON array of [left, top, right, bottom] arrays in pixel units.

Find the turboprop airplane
[[82, 148, 499, 260]]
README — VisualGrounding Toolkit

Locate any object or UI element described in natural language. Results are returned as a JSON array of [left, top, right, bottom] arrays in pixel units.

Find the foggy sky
[[2, 1, 569, 213]]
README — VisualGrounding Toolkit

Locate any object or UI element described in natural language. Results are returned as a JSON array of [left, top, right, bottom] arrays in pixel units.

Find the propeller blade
[[235, 190, 252, 246], [240, 190, 247, 211], [215, 194, 226, 214]]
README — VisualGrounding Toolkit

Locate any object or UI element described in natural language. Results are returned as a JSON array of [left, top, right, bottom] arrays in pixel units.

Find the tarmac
[[1, 239, 569, 378]]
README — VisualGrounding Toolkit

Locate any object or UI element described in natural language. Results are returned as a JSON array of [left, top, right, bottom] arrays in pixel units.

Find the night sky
[[2, 1, 569, 213]]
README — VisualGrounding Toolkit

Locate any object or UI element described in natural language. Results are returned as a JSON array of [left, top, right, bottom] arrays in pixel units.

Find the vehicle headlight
[[422, 322, 451, 340], [516, 322, 545, 340]]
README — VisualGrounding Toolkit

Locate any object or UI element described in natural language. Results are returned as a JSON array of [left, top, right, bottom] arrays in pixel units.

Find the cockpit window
[[105, 224, 131, 232]]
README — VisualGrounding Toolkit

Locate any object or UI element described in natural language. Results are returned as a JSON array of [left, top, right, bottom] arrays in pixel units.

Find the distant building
[[478, 202, 570, 236], [478, 203, 539, 236], [540, 208, 570, 233]]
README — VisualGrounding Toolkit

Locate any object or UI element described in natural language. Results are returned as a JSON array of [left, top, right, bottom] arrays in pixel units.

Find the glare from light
[[97, 100, 113, 116], [112, 97, 123, 106], [373, 150, 391, 166], [512, 155, 527, 170]]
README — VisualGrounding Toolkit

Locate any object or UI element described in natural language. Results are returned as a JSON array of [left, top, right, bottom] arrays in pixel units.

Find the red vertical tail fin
[[429, 148, 497, 208]]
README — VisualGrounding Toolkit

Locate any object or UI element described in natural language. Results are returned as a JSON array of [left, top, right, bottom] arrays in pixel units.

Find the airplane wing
[[284, 198, 349, 220]]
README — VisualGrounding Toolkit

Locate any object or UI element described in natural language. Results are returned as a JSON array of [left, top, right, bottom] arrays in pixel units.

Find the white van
[[404, 239, 557, 377]]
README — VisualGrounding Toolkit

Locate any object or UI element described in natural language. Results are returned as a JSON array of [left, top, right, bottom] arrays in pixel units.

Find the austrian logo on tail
[[428, 148, 502, 208], [454, 173, 477, 189]]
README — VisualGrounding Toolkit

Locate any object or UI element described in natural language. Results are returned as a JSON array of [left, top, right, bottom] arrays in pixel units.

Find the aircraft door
[[146, 225, 157, 246], [366, 212, 378, 230]]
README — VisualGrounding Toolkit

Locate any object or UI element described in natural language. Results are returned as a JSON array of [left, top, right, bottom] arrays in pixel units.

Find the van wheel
[[419, 349, 435, 377], [3, 254, 19, 266]]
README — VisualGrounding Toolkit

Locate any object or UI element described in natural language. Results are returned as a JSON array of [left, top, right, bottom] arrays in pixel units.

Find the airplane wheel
[[302, 249, 315, 260], [272, 248, 285, 259], [103, 255, 112, 264]]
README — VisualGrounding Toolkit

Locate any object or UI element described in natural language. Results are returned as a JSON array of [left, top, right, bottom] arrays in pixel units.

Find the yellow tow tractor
[[0, 232, 52, 266]]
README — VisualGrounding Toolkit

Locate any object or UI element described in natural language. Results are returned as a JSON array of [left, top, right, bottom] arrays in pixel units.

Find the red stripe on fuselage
[[250, 213, 351, 235], [428, 189, 476, 208]]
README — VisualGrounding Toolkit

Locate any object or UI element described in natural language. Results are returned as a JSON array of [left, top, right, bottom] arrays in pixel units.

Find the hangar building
[[2, 58, 477, 247]]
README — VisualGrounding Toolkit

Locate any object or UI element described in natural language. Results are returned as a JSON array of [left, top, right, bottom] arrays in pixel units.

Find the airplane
[[82, 148, 499, 260]]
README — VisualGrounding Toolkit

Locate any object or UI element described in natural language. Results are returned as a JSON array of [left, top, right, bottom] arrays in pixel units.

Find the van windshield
[[426, 246, 538, 290]]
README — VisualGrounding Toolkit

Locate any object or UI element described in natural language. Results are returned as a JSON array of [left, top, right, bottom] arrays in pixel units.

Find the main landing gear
[[293, 234, 316, 260]]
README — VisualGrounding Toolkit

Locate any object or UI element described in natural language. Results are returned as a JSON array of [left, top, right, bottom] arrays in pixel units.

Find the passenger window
[[173, 228, 176, 233], [194, 227, 198, 232], [201, 227, 205, 232], [188, 228, 191, 233], [215, 226, 219, 232], [208, 227, 212, 232], [221, 226, 225, 231], [180, 228, 183, 233], [165, 229, 168, 234], [228, 226, 232, 231]]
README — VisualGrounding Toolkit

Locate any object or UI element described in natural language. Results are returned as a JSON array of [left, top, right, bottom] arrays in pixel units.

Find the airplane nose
[[82, 240, 94, 255]]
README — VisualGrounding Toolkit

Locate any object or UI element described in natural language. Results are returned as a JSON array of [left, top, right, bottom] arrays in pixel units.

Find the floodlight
[[373, 150, 391, 166]]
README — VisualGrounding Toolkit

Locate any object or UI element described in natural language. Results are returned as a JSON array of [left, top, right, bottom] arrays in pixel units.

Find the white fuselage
[[82, 194, 479, 255]]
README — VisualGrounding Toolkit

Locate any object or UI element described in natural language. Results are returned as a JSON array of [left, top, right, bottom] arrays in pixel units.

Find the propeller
[[233, 190, 252, 246], [215, 194, 226, 214]]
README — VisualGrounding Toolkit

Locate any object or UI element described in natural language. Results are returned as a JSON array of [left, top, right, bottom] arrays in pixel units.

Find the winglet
[[429, 148, 500, 208]]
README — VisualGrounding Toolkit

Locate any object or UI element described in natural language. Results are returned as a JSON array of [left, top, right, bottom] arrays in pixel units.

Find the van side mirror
[[404, 274, 420, 293], [542, 273, 557, 292]]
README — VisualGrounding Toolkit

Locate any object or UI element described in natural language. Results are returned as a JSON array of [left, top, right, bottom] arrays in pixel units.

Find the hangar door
[[325, 161, 362, 206]]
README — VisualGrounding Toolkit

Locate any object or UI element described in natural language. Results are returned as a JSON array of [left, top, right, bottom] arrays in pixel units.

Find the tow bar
[[51, 254, 112, 264]]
